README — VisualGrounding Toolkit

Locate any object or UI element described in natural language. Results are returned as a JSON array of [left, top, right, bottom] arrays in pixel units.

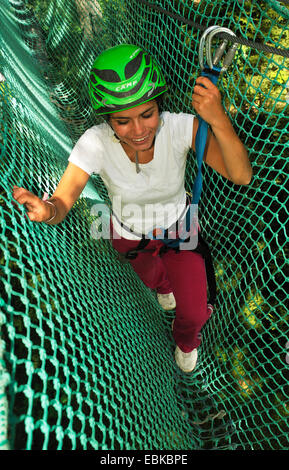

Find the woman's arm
[[12, 162, 90, 224], [191, 76, 252, 185]]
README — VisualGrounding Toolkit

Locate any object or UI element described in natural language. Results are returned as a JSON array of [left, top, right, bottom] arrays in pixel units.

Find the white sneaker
[[175, 346, 198, 373], [157, 292, 176, 310]]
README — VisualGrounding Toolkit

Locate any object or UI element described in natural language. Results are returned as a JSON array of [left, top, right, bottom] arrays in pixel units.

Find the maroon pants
[[112, 231, 211, 353]]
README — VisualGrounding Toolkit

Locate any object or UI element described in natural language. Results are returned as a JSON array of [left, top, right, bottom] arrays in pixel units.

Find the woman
[[12, 44, 252, 373]]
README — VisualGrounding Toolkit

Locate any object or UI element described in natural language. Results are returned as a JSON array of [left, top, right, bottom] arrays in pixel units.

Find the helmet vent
[[124, 52, 143, 79], [92, 68, 121, 83], [151, 70, 157, 83]]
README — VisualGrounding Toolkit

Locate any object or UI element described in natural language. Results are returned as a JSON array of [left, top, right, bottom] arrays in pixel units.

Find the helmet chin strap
[[110, 125, 141, 174], [135, 152, 140, 173], [106, 112, 161, 174], [109, 123, 158, 174], [133, 137, 155, 173]]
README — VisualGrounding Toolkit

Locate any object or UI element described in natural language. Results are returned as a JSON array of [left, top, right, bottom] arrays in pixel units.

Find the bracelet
[[44, 200, 57, 223]]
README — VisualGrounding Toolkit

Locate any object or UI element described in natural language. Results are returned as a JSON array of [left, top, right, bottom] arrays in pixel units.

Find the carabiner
[[199, 25, 238, 72], [198, 25, 220, 71]]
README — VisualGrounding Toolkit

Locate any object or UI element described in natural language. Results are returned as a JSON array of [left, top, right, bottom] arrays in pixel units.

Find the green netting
[[0, 0, 289, 451]]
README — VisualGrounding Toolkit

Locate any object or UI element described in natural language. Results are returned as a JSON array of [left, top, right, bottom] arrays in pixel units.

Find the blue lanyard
[[191, 65, 221, 206], [154, 66, 221, 249]]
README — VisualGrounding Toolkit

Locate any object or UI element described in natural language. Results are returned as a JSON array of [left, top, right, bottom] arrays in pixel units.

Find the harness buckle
[[199, 25, 238, 73]]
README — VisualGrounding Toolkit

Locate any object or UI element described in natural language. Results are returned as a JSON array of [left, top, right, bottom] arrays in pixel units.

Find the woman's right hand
[[11, 162, 91, 225], [12, 186, 53, 222]]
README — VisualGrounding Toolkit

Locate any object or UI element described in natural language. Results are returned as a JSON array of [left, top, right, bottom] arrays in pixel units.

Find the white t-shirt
[[68, 111, 195, 239]]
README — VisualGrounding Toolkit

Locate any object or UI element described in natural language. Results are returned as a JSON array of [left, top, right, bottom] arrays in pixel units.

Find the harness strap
[[194, 233, 217, 307], [118, 231, 216, 307], [117, 237, 152, 263]]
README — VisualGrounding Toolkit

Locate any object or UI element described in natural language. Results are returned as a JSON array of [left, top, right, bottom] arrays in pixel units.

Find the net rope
[[0, 0, 288, 450]]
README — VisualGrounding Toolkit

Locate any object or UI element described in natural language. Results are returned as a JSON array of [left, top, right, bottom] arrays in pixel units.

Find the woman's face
[[109, 100, 160, 153]]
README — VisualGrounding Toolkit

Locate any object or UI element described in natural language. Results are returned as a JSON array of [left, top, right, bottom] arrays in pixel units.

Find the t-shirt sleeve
[[68, 127, 103, 175], [165, 112, 195, 153]]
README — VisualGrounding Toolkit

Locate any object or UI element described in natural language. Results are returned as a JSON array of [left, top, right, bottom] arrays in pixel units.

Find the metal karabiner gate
[[199, 26, 238, 75]]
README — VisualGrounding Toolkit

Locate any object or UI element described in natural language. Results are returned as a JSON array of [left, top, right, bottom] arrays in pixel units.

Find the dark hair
[[155, 94, 165, 114]]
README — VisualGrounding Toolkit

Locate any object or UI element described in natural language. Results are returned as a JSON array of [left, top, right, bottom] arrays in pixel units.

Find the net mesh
[[0, 0, 288, 450]]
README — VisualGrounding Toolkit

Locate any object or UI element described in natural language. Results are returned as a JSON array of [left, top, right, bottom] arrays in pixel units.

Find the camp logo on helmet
[[116, 80, 138, 91]]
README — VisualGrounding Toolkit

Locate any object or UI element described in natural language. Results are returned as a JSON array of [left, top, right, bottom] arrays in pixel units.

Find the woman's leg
[[112, 235, 172, 294], [112, 229, 210, 352], [161, 249, 210, 352]]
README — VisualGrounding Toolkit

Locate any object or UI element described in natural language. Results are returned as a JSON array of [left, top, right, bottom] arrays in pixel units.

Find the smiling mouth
[[132, 135, 150, 143]]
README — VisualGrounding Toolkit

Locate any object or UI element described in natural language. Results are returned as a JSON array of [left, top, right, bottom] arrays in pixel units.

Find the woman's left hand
[[191, 76, 252, 185], [192, 76, 227, 128]]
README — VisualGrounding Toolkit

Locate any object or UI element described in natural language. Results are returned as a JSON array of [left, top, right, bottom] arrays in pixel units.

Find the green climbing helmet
[[88, 44, 168, 115]]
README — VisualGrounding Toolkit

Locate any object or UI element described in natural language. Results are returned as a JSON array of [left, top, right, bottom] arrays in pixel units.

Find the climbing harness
[[117, 27, 238, 309], [117, 225, 217, 307], [116, 195, 216, 306]]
